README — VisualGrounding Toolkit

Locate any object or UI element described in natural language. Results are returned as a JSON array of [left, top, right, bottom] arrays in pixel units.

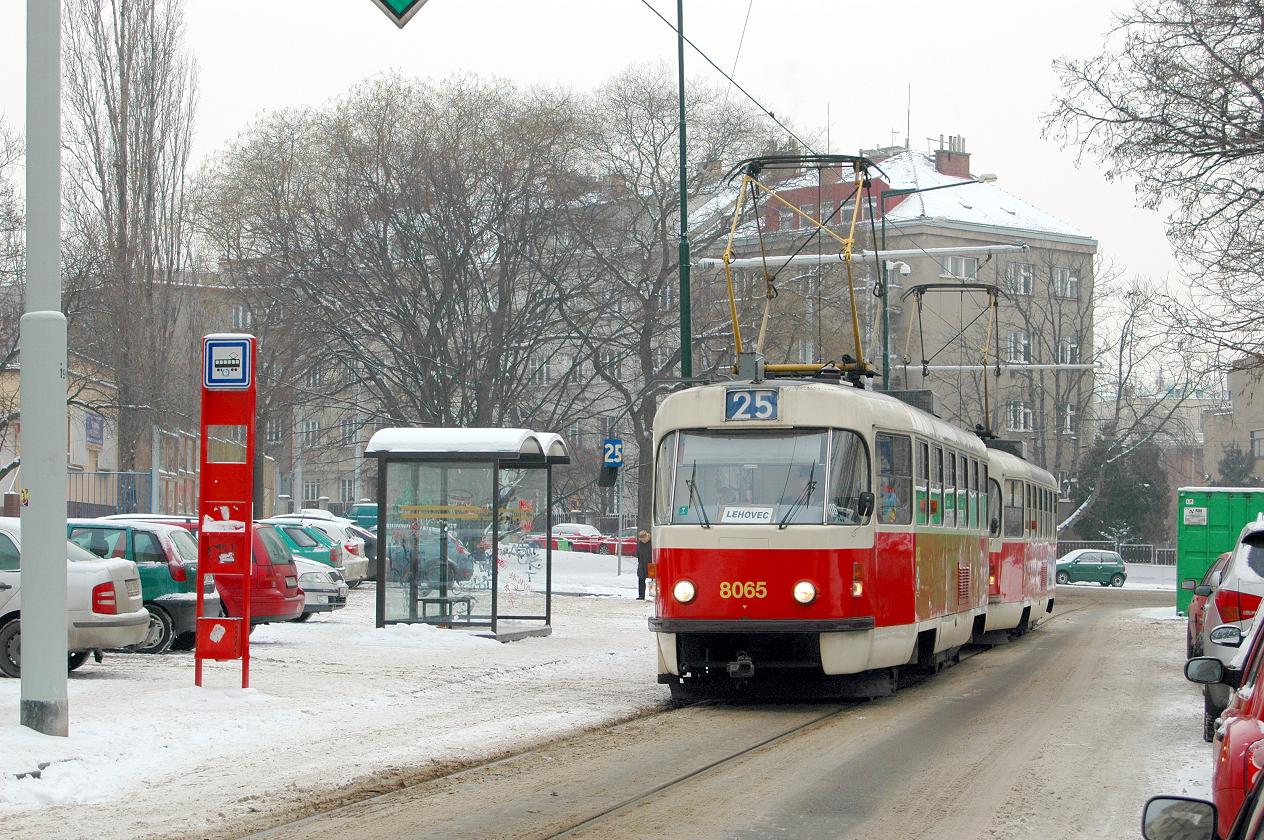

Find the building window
[[1053, 267, 1080, 299], [1006, 330, 1031, 364], [1056, 470, 1075, 501], [1252, 430, 1264, 459], [302, 481, 321, 506], [528, 358, 550, 386], [265, 417, 284, 445], [569, 419, 581, 443], [1007, 400, 1034, 432], [304, 366, 322, 389], [656, 283, 677, 310], [777, 206, 794, 230], [339, 478, 356, 504], [1058, 337, 1080, 365], [302, 420, 320, 447], [1006, 263, 1034, 296], [1061, 404, 1077, 435], [231, 304, 252, 330], [653, 347, 673, 372], [339, 417, 356, 446], [939, 255, 979, 281], [799, 204, 817, 224], [597, 349, 621, 378]]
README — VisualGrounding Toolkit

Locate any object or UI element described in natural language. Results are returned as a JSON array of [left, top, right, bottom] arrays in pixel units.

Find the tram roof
[[986, 443, 1056, 487], [366, 427, 570, 463], [655, 379, 987, 453]]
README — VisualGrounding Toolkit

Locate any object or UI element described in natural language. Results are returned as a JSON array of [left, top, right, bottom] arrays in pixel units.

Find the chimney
[[934, 134, 971, 179]]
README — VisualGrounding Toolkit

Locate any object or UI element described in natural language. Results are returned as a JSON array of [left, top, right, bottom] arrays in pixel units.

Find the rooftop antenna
[[905, 83, 911, 149]]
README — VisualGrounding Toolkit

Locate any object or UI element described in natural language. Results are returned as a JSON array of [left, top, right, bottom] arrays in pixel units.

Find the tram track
[[228, 590, 1118, 840]]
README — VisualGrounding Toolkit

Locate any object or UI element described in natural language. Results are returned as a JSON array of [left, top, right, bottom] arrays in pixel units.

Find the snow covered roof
[[366, 428, 570, 463], [878, 151, 1092, 241]]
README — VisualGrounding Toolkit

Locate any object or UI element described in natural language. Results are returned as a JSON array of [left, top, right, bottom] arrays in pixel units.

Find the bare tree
[[63, 0, 199, 469], [199, 76, 613, 465], [561, 64, 773, 526], [1047, 0, 1264, 354]]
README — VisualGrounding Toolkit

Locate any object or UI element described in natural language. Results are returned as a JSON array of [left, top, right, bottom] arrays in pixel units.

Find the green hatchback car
[[263, 520, 345, 572], [1056, 549, 1128, 587]]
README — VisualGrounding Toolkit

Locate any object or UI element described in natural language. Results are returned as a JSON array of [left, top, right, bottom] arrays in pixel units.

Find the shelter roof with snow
[[366, 428, 570, 463]]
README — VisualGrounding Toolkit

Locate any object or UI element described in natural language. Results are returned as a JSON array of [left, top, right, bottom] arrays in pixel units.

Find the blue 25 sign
[[602, 438, 624, 467], [725, 389, 778, 421]]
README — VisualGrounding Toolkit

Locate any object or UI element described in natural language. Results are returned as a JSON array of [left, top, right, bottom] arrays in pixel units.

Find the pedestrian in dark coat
[[636, 529, 652, 600]]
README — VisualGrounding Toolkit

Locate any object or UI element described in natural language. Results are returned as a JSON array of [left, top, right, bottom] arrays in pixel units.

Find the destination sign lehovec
[[369, 0, 431, 28]]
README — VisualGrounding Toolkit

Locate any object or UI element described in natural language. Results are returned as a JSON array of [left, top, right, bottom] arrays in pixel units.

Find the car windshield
[[283, 526, 320, 548], [168, 529, 199, 564], [256, 526, 293, 566], [663, 429, 870, 526], [1238, 533, 1264, 579], [66, 540, 98, 562]]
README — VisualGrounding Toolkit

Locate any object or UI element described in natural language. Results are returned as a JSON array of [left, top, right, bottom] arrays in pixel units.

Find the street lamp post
[[879, 174, 996, 390], [676, 0, 692, 380]]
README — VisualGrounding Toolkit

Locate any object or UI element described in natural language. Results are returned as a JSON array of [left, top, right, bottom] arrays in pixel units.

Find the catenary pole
[[676, 0, 692, 379], [21, 0, 69, 735]]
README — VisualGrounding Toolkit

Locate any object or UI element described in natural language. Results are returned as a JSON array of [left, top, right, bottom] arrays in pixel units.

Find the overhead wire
[[722, 0, 756, 109], [634, 0, 816, 153]]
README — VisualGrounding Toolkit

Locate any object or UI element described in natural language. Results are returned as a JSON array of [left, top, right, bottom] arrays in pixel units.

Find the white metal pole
[[21, 0, 69, 736], [615, 470, 621, 576]]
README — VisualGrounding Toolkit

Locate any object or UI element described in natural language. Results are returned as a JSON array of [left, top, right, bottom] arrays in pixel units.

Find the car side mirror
[[1194, 585, 1213, 598], [857, 492, 875, 519], [1142, 796, 1215, 840], [1182, 578, 1198, 591], [1210, 624, 1244, 648], [1184, 657, 1226, 685]]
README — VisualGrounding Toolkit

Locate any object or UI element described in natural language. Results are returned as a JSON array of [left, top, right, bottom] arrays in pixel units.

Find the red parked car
[[1187, 551, 1234, 658], [596, 527, 639, 557], [527, 522, 603, 553], [1187, 621, 1264, 837]]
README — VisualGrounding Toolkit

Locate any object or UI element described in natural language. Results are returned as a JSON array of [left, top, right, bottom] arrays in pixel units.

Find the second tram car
[[651, 378, 997, 699], [982, 447, 1058, 635]]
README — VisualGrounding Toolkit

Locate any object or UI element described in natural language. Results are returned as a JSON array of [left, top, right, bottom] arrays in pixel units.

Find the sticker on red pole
[[195, 334, 257, 689]]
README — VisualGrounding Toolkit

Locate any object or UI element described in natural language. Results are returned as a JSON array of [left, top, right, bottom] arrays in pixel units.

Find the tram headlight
[[793, 580, 817, 604], [672, 579, 696, 604]]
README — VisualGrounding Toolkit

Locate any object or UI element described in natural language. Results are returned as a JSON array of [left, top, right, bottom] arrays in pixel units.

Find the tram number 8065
[[719, 581, 767, 599]]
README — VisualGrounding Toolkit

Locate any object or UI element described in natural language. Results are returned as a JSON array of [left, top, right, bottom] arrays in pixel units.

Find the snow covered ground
[[0, 550, 661, 840]]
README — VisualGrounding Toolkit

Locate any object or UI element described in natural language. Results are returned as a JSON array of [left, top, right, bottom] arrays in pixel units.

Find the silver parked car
[[1198, 518, 1264, 741], [293, 556, 348, 622]]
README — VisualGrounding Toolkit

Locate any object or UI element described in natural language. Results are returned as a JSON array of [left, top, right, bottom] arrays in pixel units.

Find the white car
[[1198, 518, 1264, 740], [269, 514, 368, 584], [0, 517, 148, 677], [293, 556, 349, 622]]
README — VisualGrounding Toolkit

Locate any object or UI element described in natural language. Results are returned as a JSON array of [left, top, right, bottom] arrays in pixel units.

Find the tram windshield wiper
[[778, 462, 817, 529], [686, 461, 711, 529]]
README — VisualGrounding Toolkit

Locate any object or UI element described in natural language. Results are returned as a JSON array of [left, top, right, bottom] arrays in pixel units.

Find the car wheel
[[597, 544, 610, 555], [0, 619, 20, 678], [1110, 574, 1125, 588], [67, 651, 90, 672], [1056, 571, 1069, 585], [130, 605, 174, 654], [293, 611, 313, 623]]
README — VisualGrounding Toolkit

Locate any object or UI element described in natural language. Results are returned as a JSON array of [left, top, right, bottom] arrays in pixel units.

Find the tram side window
[[916, 441, 929, 526], [932, 446, 945, 526], [653, 432, 677, 525], [971, 459, 981, 529], [875, 433, 912, 525], [1003, 478, 1024, 537], [1025, 482, 1034, 538], [989, 479, 1002, 536], [828, 430, 872, 525], [944, 450, 957, 528], [959, 454, 969, 530]]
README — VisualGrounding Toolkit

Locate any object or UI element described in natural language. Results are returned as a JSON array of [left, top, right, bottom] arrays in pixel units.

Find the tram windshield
[[662, 429, 870, 526]]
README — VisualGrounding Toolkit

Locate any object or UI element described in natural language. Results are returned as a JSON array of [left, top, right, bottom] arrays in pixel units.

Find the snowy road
[[225, 586, 1207, 840]]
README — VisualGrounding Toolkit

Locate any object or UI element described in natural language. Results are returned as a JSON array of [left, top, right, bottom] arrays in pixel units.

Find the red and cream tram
[[651, 378, 999, 699], [983, 447, 1058, 635]]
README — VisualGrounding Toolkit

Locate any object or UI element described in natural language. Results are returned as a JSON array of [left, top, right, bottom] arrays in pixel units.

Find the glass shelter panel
[[496, 466, 549, 626], [382, 461, 495, 625]]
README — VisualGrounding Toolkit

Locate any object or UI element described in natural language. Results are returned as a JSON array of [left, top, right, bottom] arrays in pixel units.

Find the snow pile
[[353, 621, 500, 650]]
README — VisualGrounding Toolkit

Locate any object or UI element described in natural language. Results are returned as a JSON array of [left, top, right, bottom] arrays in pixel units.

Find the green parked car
[[345, 502, 377, 531], [67, 519, 218, 653], [1055, 549, 1128, 587], [263, 520, 345, 572]]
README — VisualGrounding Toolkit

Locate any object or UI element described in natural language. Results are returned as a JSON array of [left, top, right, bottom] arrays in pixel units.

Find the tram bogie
[[650, 377, 1057, 699]]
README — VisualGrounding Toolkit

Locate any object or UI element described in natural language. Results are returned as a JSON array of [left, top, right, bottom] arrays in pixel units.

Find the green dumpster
[[1176, 486, 1264, 613]]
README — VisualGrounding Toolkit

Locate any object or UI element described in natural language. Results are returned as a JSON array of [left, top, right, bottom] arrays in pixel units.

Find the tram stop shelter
[[366, 428, 569, 641]]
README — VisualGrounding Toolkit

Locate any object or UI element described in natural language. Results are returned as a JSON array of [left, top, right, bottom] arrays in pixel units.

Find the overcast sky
[[0, 0, 1173, 281]]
